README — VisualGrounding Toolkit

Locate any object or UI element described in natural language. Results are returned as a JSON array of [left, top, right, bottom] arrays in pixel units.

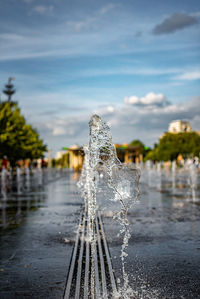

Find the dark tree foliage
[[129, 139, 145, 147], [129, 139, 151, 158], [145, 132, 200, 161], [0, 101, 47, 165]]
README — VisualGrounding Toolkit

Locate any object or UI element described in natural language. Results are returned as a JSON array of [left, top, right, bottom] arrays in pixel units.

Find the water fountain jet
[[77, 114, 140, 298]]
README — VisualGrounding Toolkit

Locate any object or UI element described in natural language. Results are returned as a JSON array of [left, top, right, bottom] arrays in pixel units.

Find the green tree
[[129, 139, 145, 147], [0, 101, 47, 165], [129, 139, 151, 158], [145, 132, 200, 161]]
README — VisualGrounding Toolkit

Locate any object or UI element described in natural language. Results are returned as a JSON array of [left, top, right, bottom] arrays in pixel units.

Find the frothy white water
[[78, 114, 140, 298], [172, 161, 176, 192], [16, 166, 22, 194], [187, 161, 197, 201], [1, 167, 8, 199]]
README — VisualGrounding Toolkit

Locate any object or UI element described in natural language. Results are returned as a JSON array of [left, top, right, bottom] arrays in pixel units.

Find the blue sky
[[0, 0, 200, 154]]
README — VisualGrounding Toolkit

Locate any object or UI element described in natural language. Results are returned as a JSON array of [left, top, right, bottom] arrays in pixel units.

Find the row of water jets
[[1, 167, 63, 199], [141, 159, 199, 201]]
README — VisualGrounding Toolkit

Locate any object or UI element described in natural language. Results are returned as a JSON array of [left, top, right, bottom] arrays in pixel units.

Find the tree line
[[0, 99, 47, 166], [145, 132, 200, 161]]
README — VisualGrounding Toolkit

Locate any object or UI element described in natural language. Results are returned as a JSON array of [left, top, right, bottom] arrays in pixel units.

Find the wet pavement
[[103, 169, 200, 299], [0, 170, 82, 298], [0, 168, 200, 298]]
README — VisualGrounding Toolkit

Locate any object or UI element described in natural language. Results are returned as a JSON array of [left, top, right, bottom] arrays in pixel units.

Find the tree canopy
[[129, 139, 145, 147], [0, 101, 47, 164], [145, 132, 200, 161], [129, 139, 151, 158]]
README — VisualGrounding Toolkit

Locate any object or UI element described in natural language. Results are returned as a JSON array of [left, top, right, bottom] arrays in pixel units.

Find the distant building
[[115, 144, 143, 163], [55, 151, 66, 160], [168, 120, 192, 133], [62, 143, 143, 170], [65, 145, 84, 170]]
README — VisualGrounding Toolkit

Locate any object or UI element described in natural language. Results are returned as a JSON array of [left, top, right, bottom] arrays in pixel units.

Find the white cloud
[[191, 114, 200, 130], [52, 127, 66, 136], [100, 4, 117, 15], [79, 67, 181, 78], [67, 17, 97, 32], [44, 115, 90, 139], [29, 95, 200, 154], [124, 95, 139, 105], [124, 92, 169, 107], [0, 2, 174, 62], [93, 105, 115, 116], [67, 4, 117, 33], [66, 4, 117, 33], [32, 5, 54, 15], [175, 70, 200, 80]]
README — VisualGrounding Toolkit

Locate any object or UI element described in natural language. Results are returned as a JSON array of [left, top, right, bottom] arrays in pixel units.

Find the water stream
[[78, 115, 140, 298]]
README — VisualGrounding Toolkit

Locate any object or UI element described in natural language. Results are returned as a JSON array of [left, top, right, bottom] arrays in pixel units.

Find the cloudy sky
[[0, 0, 200, 154]]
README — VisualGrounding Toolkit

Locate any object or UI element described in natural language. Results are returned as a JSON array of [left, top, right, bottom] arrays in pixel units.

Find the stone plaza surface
[[0, 171, 82, 298], [0, 169, 200, 298]]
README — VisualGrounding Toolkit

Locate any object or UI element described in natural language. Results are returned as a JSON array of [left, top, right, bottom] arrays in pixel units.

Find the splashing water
[[78, 115, 140, 298], [187, 160, 197, 201], [172, 161, 176, 192]]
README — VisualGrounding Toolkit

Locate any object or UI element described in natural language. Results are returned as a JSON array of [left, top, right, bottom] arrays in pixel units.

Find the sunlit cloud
[[93, 105, 115, 116], [174, 70, 200, 81], [52, 127, 66, 136], [35, 95, 200, 152], [124, 92, 170, 107]]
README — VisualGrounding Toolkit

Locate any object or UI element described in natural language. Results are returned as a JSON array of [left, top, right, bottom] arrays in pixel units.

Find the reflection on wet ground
[[0, 169, 82, 298], [0, 167, 200, 298], [103, 167, 200, 299]]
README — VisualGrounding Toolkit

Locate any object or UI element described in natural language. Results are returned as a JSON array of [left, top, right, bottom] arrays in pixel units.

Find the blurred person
[[41, 159, 46, 168], [194, 156, 199, 169], [2, 155, 9, 170]]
